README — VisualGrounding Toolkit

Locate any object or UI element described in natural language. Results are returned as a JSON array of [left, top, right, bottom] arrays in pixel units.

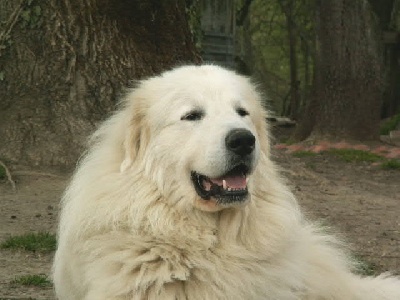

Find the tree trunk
[[235, 0, 254, 76], [383, 42, 400, 117], [0, 0, 199, 169], [369, 0, 400, 117], [296, 0, 383, 141], [291, 64, 318, 141], [301, 36, 311, 115], [281, 0, 301, 120]]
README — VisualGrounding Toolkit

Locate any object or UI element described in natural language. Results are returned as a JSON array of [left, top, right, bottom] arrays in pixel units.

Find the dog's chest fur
[[131, 214, 305, 300]]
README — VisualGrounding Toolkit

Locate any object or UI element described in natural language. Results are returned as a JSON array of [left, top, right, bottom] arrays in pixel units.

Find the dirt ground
[[0, 147, 399, 299]]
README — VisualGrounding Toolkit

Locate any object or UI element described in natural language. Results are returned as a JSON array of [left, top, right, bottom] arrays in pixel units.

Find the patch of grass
[[327, 149, 384, 163], [284, 138, 295, 145], [292, 150, 318, 158], [380, 114, 400, 135], [1, 232, 56, 252], [353, 256, 378, 276], [11, 274, 52, 287], [381, 159, 400, 170]]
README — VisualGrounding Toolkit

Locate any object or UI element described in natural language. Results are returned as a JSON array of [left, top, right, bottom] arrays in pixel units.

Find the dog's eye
[[236, 107, 249, 117], [181, 110, 204, 121]]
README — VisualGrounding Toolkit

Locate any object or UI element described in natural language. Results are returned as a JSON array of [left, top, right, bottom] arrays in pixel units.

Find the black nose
[[225, 129, 255, 156]]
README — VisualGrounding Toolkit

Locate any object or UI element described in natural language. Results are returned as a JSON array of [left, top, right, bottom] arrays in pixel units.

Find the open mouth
[[191, 164, 250, 204]]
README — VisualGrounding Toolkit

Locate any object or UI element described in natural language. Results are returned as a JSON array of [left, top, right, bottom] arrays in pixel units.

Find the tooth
[[222, 180, 227, 190], [246, 178, 249, 184]]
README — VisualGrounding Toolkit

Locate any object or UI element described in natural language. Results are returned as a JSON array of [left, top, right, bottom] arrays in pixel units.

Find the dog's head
[[120, 65, 270, 212]]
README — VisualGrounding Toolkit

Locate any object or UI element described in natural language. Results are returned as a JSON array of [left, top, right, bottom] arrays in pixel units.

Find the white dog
[[53, 65, 400, 299]]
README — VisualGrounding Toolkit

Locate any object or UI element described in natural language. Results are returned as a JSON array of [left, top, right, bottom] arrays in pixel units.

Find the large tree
[[369, 0, 400, 118], [279, 0, 301, 120], [0, 0, 198, 169], [294, 0, 383, 141]]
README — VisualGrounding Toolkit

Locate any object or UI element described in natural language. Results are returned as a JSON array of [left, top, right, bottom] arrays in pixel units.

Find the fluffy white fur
[[52, 65, 400, 300]]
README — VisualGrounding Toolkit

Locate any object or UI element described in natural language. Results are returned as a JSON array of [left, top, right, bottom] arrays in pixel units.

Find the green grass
[[327, 149, 384, 163], [292, 150, 318, 158], [291, 148, 399, 170], [353, 256, 378, 276], [1, 232, 56, 252], [11, 274, 52, 287], [283, 138, 295, 145], [380, 113, 400, 135], [381, 159, 400, 170]]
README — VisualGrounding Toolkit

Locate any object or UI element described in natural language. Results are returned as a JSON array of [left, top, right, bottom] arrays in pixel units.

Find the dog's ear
[[120, 105, 149, 173]]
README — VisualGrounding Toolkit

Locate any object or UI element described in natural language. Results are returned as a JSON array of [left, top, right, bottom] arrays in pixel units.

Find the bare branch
[[0, 0, 25, 57], [237, 0, 254, 26]]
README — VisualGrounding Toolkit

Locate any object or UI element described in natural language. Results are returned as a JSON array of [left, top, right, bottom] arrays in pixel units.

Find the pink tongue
[[211, 176, 247, 189]]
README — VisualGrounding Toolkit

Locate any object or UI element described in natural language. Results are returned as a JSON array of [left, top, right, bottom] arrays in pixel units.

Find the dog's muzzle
[[191, 128, 256, 204]]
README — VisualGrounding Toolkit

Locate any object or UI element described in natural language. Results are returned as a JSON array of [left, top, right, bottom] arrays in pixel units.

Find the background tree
[[278, 0, 300, 120], [295, 0, 383, 141], [0, 0, 198, 168], [242, 0, 314, 116], [242, 0, 399, 142], [369, 0, 400, 118]]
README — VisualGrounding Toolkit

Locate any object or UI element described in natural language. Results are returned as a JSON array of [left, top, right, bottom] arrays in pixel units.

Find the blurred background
[[0, 0, 399, 169]]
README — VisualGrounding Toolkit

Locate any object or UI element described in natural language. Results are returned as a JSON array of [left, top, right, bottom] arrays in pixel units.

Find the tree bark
[[236, 3, 254, 76], [0, 0, 199, 169], [280, 0, 301, 120], [369, 0, 400, 117], [294, 0, 383, 141]]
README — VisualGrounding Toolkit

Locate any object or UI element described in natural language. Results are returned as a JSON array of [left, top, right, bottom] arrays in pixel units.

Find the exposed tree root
[[0, 160, 16, 190]]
